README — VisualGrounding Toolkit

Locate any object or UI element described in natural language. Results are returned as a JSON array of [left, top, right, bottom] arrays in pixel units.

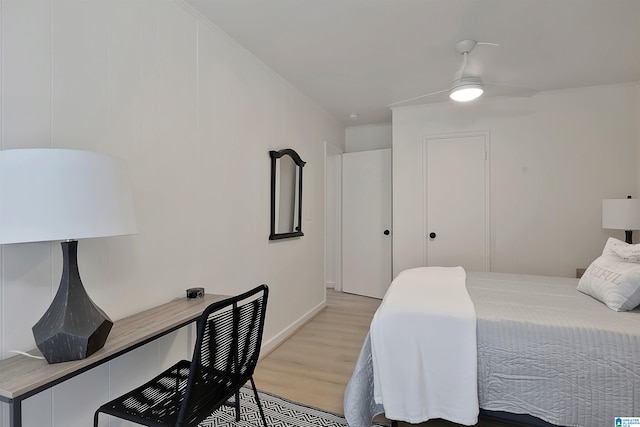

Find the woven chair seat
[[94, 285, 269, 427]]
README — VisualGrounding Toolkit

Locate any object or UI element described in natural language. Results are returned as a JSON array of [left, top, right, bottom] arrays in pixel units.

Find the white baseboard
[[259, 299, 327, 358], [326, 281, 335, 288]]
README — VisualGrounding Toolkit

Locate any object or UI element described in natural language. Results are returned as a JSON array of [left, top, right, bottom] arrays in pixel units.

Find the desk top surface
[[0, 293, 227, 399]]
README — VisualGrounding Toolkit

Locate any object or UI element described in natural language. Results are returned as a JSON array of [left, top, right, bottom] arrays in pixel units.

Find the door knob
[[429, 232, 437, 239], [383, 229, 390, 235]]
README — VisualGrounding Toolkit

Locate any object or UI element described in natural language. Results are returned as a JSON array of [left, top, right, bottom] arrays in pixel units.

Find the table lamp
[[602, 196, 640, 244], [0, 149, 137, 364]]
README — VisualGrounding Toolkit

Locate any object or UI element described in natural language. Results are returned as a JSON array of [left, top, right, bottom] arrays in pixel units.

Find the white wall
[[345, 123, 392, 152], [637, 85, 640, 192], [0, 1, 344, 426], [393, 83, 640, 278]]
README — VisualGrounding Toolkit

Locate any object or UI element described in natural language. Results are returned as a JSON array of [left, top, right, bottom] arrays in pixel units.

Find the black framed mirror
[[269, 149, 306, 240]]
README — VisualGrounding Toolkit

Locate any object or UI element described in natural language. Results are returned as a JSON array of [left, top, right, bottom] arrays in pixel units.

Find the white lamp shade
[[602, 198, 640, 230], [0, 149, 137, 244]]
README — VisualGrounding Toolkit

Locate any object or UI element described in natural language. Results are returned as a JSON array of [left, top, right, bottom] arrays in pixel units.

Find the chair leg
[[249, 377, 268, 427], [235, 390, 241, 422], [93, 410, 100, 427]]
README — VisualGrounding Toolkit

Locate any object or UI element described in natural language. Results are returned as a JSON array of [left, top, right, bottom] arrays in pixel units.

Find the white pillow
[[601, 237, 632, 257], [611, 242, 640, 263], [577, 253, 640, 311]]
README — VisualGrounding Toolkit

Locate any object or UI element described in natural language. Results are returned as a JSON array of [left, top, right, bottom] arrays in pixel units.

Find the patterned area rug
[[199, 386, 387, 427]]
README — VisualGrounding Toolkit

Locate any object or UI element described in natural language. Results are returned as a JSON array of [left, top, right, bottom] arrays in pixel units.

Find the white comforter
[[370, 266, 479, 425]]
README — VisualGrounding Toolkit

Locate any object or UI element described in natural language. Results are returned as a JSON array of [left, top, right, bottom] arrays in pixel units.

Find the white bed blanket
[[370, 266, 479, 425]]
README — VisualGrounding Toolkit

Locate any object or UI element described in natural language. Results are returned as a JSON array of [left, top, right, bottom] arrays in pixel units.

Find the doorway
[[324, 142, 343, 291]]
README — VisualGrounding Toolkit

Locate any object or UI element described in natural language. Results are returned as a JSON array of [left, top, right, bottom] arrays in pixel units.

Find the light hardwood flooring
[[253, 289, 508, 427]]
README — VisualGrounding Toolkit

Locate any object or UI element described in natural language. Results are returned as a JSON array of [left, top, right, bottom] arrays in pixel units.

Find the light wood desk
[[0, 293, 227, 427]]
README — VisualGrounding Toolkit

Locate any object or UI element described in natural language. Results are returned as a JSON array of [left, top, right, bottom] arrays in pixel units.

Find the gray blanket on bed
[[343, 333, 384, 427], [344, 271, 640, 427]]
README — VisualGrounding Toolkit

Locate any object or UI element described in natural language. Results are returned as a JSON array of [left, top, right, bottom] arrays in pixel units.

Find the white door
[[342, 149, 392, 299], [424, 134, 489, 271]]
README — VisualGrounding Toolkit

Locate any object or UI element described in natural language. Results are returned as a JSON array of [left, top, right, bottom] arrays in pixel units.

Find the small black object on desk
[[186, 287, 204, 299]]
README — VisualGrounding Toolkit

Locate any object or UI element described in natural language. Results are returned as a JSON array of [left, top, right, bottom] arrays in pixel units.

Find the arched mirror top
[[269, 149, 306, 167]]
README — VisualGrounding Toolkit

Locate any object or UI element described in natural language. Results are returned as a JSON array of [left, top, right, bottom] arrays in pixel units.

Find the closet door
[[342, 149, 392, 299], [424, 134, 489, 271]]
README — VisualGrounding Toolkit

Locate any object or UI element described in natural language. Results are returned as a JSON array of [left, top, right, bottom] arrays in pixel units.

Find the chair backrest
[[177, 284, 269, 427]]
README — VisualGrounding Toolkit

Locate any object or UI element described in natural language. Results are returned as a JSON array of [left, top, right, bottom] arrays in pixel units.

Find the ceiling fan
[[389, 39, 536, 107]]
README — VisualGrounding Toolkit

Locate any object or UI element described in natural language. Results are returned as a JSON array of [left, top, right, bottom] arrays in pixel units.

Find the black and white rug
[[199, 386, 386, 427]]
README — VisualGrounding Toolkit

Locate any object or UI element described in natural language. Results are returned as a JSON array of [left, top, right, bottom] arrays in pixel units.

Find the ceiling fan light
[[449, 84, 483, 102]]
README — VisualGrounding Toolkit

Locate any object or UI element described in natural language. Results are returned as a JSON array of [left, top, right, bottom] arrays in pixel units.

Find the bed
[[344, 265, 640, 427]]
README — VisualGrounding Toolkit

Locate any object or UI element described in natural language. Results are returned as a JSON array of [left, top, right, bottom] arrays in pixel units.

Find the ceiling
[[184, 0, 640, 126]]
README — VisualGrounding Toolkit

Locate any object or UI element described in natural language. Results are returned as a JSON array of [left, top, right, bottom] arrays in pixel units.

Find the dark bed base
[[480, 409, 559, 426], [389, 410, 559, 426]]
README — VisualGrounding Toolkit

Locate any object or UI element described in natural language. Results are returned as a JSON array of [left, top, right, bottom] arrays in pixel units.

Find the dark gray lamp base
[[32, 240, 113, 364]]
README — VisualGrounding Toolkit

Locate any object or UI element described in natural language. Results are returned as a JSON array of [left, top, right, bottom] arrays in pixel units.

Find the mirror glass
[[270, 149, 305, 240]]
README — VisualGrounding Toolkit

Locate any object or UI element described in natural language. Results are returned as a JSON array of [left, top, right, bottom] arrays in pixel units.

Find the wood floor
[[253, 289, 508, 427]]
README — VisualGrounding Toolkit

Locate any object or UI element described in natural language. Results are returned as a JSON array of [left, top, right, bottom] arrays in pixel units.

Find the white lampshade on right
[[602, 197, 640, 244]]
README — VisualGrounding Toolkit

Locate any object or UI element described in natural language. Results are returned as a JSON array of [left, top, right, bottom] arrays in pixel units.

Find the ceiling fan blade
[[388, 88, 450, 107]]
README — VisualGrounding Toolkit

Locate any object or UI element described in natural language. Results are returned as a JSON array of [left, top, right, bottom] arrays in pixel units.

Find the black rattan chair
[[94, 285, 269, 427]]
